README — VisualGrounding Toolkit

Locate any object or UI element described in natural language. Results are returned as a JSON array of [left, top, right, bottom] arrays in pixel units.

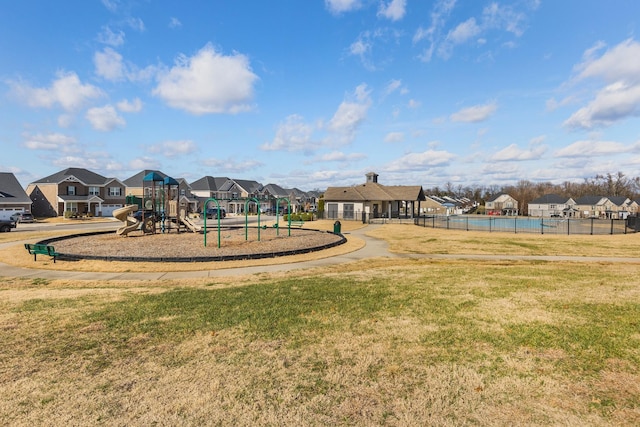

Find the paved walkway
[[2, 224, 640, 281]]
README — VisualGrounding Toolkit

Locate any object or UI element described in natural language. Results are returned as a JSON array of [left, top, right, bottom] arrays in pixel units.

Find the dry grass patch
[[2, 258, 640, 425], [368, 223, 640, 257]]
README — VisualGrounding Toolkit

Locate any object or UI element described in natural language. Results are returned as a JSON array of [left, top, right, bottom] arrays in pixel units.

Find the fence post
[[610, 219, 614, 235], [590, 218, 594, 235], [567, 218, 570, 235], [541, 218, 544, 235]]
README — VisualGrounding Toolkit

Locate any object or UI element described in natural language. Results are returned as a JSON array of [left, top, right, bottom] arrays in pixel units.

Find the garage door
[[99, 204, 123, 217]]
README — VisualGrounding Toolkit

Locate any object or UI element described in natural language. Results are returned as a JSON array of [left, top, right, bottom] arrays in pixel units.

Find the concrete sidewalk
[[0, 225, 396, 281], [2, 224, 640, 281]]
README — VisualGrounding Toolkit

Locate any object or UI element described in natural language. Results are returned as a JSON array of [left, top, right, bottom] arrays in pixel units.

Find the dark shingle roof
[[32, 167, 108, 186], [0, 172, 31, 204], [530, 194, 573, 204], [190, 176, 230, 191], [324, 182, 424, 202]]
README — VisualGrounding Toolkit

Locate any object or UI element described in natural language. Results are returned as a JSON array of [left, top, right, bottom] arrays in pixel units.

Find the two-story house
[[26, 168, 126, 217], [485, 193, 519, 216], [528, 194, 577, 217]]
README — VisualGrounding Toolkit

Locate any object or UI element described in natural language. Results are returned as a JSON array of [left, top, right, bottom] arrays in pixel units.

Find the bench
[[24, 244, 59, 263], [289, 220, 304, 227]]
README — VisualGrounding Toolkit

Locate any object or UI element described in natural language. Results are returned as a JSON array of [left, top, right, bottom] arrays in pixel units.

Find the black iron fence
[[414, 215, 640, 235]]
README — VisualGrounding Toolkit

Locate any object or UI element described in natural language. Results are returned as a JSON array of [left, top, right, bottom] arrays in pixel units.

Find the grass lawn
[[1, 223, 639, 425]]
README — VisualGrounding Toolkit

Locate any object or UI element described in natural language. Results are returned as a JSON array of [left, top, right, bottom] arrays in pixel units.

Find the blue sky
[[2, 0, 640, 191]]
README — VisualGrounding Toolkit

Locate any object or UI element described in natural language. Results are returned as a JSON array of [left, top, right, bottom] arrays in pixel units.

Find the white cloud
[[564, 81, 640, 129], [153, 44, 258, 115], [450, 101, 497, 123], [101, 0, 118, 12], [200, 157, 263, 173], [378, 0, 406, 22], [564, 39, 640, 129], [313, 151, 367, 162], [117, 98, 143, 112], [127, 17, 145, 32], [147, 140, 197, 158], [97, 26, 125, 47], [384, 79, 402, 95], [384, 132, 404, 143], [261, 114, 315, 152], [447, 18, 481, 44], [416, 0, 536, 62], [554, 140, 635, 158], [491, 142, 547, 161], [408, 99, 421, 109], [169, 17, 182, 29], [9, 71, 104, 111], [326, 84, 372, 144], [325, 0, 361, 14], [85, 105, 126, 131], [94, 47, 124, 81], [385, 149, 456, 171], [129, 157, 161, 171], [23, 132, 76, 151]]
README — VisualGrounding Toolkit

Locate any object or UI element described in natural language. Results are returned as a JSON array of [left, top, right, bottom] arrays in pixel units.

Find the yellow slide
[[180, 209, 201, 232], [113, 205, 140, 236]]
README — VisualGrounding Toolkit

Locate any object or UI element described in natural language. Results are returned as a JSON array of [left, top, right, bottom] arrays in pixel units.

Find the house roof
[[123, 170, 169, 187], [220, 179, 262, 194], [324, 182, 425, 202], [574, 195, 606, 205], [31, 167, 109, 186], [262, 183, 289, 197], [0, 172, 32, 205], [190, 176, 230, 191], [487, 193, 512, 203], [530, 194, 574, 204]]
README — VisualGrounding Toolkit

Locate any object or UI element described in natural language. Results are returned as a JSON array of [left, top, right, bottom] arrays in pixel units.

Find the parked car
[[10, 212, 35, 223], [0, 219, 17, 232], [206, 208, 226, 219]]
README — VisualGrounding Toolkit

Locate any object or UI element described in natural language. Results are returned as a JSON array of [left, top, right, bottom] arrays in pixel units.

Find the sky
[[2, 0, 640, 192]]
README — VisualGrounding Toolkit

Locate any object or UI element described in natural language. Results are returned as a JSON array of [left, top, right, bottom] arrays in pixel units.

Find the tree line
[[427, 172, 640, 216]]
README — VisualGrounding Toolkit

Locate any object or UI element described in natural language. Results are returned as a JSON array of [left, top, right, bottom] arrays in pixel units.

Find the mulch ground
[[48, 226, 343, 260]]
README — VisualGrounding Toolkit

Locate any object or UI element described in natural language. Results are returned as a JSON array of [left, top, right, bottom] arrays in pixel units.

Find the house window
[[180, 189, 185, 197], [67, 185, 76, 195], [549, 204, 556, 210], [232, 192, 238, 199], [109, 187, 122, 197], [344, 203, 354, 219], [89, 186, 100, 196]]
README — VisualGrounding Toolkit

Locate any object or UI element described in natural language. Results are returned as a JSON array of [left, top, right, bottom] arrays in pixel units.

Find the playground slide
[[180, 213, 201, 232], [113, 205, 140, 236]]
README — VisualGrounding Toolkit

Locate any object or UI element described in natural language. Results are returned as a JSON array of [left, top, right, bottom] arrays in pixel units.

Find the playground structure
[[113, 172, 201, 236], [113, 205, 140, 236]]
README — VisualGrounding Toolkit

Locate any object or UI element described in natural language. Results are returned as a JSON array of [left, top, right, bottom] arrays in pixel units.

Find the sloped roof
[[608, 196, 630, 206], [574, 195, 606, 205], [190, 176, 229, 191], [220, 178, 263, 193], [0, 172, 32, 205], [530, 194, 574, 204], [123, 170, 168, 187], [31, 167, 108, 186], [324, 182, 424, 202], [262, 183, 289, 197]]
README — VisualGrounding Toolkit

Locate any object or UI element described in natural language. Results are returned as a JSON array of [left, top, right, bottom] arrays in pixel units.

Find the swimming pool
[[414, 215, 633, 235]]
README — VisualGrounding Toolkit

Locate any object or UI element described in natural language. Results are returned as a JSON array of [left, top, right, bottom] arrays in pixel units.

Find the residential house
[[260, 183, 290, 213], [528, 194, 577, 217], [323, 172, 426, 220], [26, 168, 126, 217], [485, 193, 519, 216], [421, 195, 448, 215], [0, 172, 32, 219], [189, 176, 230, 212], [217, 178, 263, 214]]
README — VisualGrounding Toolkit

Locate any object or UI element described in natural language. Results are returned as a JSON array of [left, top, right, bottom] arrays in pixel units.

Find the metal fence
[[414, 215, 640, 235]]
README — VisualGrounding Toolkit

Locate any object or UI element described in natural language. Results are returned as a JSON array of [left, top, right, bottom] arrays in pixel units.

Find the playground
[[44, 226, 344, 262]]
